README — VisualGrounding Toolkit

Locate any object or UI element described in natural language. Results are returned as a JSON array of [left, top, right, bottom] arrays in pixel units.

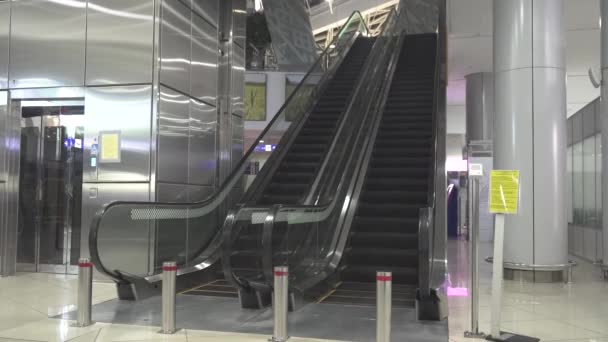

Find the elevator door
[[16, 104, 84, 274]]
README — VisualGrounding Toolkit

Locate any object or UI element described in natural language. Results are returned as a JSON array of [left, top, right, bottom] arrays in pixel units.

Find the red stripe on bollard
[[79, 262, 93, 268], [274, 271, 289, 277], [162, 265, 178, 272], [377, 275, 392, 282]]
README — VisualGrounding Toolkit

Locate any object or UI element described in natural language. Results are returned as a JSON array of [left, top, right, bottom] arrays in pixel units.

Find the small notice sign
[[489, 170, 520, 214], [99, 131, 121, 163]]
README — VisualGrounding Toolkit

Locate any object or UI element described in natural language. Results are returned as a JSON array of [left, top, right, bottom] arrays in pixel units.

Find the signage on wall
[[488, 170, 520, 215], [99, 131, 121, 163]]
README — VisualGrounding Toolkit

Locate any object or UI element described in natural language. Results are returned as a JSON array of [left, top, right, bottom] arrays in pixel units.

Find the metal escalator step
[[364, 178, 429, 191], [359, 189, 427, 202], [356, 202, 422, 218], [349, 232, 418, 250], [352, 216, 419, 233]]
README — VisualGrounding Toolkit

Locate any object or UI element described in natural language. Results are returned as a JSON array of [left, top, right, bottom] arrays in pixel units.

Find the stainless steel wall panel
[[81, 183, 150, 278], [157, 87, 189, 184], [232, 0, 246, 49], [0, 1, 9, 89], [231, 44, 245, 118], [192, 0, 219, 28], [160, 0, 191, 94], [191, 12, 218, 105], [231, 113, 243, 169], [10, 0, 86, 88], [189, 99, 217, 186], [86, 0, 155, 86], [188, 184, 215, 201], [83, 85, 152, 183], [0, 91, 6, 182], [156, 182, 189, 202]]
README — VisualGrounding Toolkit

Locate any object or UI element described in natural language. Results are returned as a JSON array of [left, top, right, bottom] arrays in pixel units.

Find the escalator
[[183, 37, 375, 301], [321, 33, 437, 307], [222, 6, 445, 319], [258, 38, 375, 205], [88, 11, 373, 301]]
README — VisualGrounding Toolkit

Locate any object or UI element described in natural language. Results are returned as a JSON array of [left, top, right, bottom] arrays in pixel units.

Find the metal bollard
[[161, 261, 177, 334], [376, 271, 392, 342], [76, 258, 93, 327], [464, 177, 485, 339], [270, 266, 289, 342]]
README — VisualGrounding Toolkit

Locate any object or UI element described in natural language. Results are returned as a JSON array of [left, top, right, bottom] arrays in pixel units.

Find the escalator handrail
[[88, 10, 370, 283], [418, 20, 445, 299], [222, 8, 407, 291]]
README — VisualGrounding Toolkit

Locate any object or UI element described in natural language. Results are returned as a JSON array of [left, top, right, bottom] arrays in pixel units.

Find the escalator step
[[352, 216, 419, 234], [349, 232, 418, 249], [356, 202, 422, 217]]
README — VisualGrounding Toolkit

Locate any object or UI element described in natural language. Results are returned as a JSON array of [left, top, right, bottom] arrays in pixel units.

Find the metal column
[[601, 0, 608, 275], [493, 0, 568, 274], [466, 72, 494, 143]]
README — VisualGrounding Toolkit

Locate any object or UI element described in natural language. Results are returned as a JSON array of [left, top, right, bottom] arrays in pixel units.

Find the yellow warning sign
[[100, 132, 120, 162], [489, 170, 520, 214]]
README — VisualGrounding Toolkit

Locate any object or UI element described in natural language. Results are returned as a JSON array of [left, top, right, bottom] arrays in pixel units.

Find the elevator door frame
[[19, 113, 83, 275], [10, 88, 86, 275]]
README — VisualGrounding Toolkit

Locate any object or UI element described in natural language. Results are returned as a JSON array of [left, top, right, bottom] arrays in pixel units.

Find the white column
[[466, 72, 494, 143], [601, 0, 608, 268], [493, 0, 568, 267]]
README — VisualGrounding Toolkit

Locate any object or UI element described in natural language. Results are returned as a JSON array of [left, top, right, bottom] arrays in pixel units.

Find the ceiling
[[447, 0, 601, 120]]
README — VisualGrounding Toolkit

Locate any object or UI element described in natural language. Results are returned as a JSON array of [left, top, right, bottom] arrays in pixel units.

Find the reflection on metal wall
[[0, 0, 234, 277], [262, 0, 317, 70], [160, 0, 192, 95], [81, 183, 150, 277], [86, 0, 155, 86], [10, 0, 87, 88], [83, 85, 152, 183], [0, 1, 9, 89]]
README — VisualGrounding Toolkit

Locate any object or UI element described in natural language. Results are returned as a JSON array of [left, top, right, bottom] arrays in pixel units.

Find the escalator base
[[180, 279, 238, 298]]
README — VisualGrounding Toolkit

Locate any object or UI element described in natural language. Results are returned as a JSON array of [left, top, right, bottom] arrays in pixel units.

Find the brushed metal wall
[[86, 0, 155, 86], [158, 86, 190, 184], [10, 0, 87, 88], [83, 85, 153, 183], [81, 183, 151, 277], [0, 0, 236, 277], [0, 1, 9, 90]]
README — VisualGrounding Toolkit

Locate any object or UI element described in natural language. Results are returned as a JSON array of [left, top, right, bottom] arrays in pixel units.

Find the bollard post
[[376, 271, 392, 342], [464, 177, 485, 338], [76, 258, 93, 327], [270, 266, 289, 342], [161, 261, 177, 334]]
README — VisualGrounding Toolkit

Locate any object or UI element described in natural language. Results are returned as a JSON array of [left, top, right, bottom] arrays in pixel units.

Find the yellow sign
[[100, 132, 120, 162], [489, 170, 520, 214]]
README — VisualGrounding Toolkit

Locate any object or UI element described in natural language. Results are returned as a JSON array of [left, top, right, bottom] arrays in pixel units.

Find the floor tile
[[0, 319, 101, 342]]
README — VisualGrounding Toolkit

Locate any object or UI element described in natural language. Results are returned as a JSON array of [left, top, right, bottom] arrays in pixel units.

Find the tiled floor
[[0, 272, 338, 341], [2, 239, 608, 341], [447, 239, 608, 342]]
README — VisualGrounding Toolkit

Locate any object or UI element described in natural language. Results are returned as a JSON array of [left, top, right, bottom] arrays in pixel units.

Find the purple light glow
[[447, 287, 469, 297]]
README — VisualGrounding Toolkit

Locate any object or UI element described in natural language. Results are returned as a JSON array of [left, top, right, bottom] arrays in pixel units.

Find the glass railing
[[222, 8, 407, 295], [89, 11, 370, 285]]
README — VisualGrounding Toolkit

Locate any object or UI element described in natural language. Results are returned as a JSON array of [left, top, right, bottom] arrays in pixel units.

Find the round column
[[601, 0, 608, 275], [493, 0, 568, 280], [466, 72, 494, 142]]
